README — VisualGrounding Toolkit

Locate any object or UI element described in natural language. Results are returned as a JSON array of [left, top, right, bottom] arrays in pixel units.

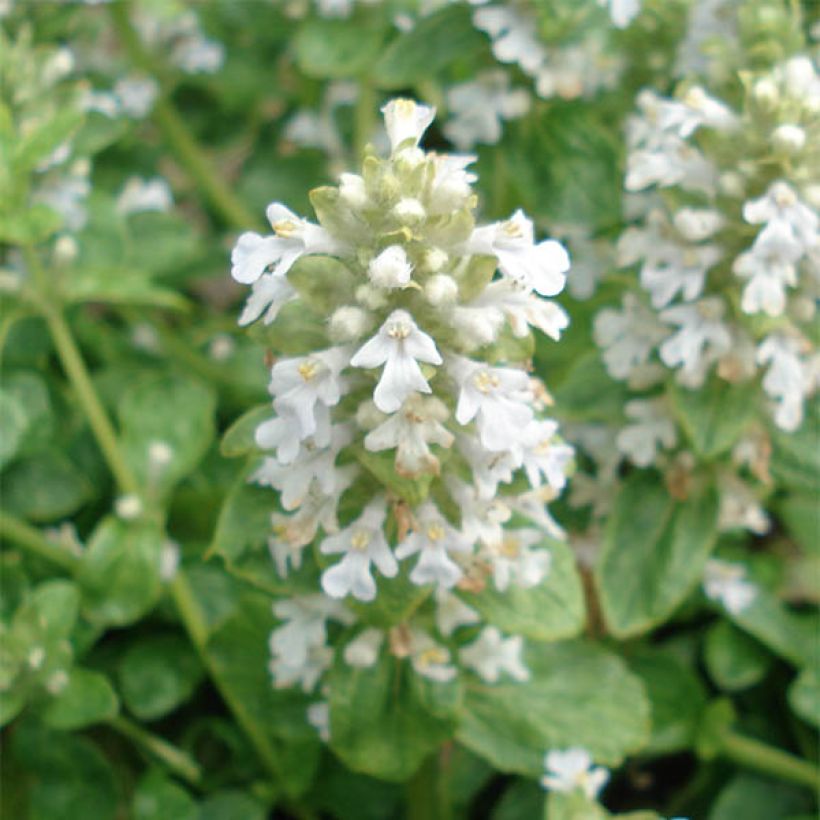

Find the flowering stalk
[[231, 99, 574, 745]]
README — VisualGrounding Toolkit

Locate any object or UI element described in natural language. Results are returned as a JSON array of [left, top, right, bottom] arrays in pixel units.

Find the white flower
[[641, 239, 722, 309], [734, 221, 802, 317], [307, 701, 330, 742], [407, 629, 457, 683], [756, 333, 816, 431], [363, 394, 454, 477], [450, 356, 533, 453], [460, 627, 529, 683], [541, 748, 609, 799], [269, 643, 333, 692], [673, 207, 726, 242], [434, 589, 480, 637], [659, 297, 732, 386], [116, 176, 173, 215], [595, 293, 668, 381], [270, 594, 352, 669], [743, 181, 818, 248], [252, 424, 353, 510], [395, 503, 471, 589], [472, 5, 546, 77], [114, 75, 158, 118], [237, 273, 297, 327], [486, 528, 551, 592], [657, 87, 738, 137], [343, 628, 384, 667], [350, 310, 442, 413], [270, 347, 350, 439], [172, 35, 224, 74], [368, 245, 413, 289], [463, 210, 570, 296], [381, 98, 435, 153], [443, 69, 530, 151], [718, 475, 770, 535], [231, 202, 345, 286], [256, 411, 320, 465], [703, 559, 757, 614], [519, 420, 574, 491], [427, 154, 477, 214], [471, 280, 569, 340], [598, 0, 641, 28], [456, 433, 519, 500], [320, 499, 398, 602], [616, 398, 677, 467]]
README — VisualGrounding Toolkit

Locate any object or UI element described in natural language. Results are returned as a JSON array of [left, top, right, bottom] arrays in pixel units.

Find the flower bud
[[425, 274, 458, 306], [355, 283, 388, 310], [54, 234, 79, 264], [423, 248, 449, 273], [368, 245, 413, 289], [771, 124, 806, 154], [752, 77, 779, 109], [393, 197, 426, 224], [339, 173, 368, 210], [329, 305, 372, 341], [115, 493, 143, 520]]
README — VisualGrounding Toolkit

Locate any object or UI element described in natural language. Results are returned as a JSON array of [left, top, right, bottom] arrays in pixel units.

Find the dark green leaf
[[703, 620, 772, 692], [132, 770, 198, 820], [294, 16, 387, 79]]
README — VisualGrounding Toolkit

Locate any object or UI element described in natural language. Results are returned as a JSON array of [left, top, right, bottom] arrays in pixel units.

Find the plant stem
[[406, 754, 443, 820], [720, 729, 819, 791], [108, 1, 259, 231], [354, 78, 376, 162], [107, 715, 203, 787], [169, 573, 285, 784], [0, 512, 78, 572], [45, 305, 142, 496]]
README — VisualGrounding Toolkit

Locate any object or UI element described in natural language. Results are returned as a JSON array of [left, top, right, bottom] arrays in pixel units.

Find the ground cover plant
[[0, 1, 818, 818]]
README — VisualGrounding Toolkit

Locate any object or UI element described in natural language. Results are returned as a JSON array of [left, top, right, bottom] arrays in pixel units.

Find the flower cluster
[[231, 99, 574, 735]]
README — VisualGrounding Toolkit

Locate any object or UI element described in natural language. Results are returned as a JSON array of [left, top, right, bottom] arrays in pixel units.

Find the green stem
[[107, 715, 203, 787], [0, 512, 77, 572], [109, 1, 259, 231], [720, 729, 819, 791], [169, 574, 285, 784], [406, 754, 442, 820], [354, 78, 376, 162]]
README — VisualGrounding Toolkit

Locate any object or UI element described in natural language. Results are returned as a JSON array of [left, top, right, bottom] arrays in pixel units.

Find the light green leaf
[[458, 641, 650, 775], [13, 108, 83, 171], [703, 620, 772, 692], [66, 271, 191, 311], [1, 452, 91, 522], [0, 389, 27, 469], [374, 5, 486, 88], [0, 687, 25, 727], [132, 770, 198, 820], [199, 790, 267, 820], [247, 299, 328, 355], [595, 472, 719, 638], [294, 16, 386, 79], [78, 517, 164, 627], [354, 446, 434, 507], [220, 405, 270, 458], [768, 403, 820, 493], [626, 650, 707, 755], [788, 666, 820, 729], [118, 633, 204, 720], [458, 537, 585, 642], [41, 668, 119, 730], [777, 493, 820, 556], [28, 579, 80, 641], [119, 374, 216, 496], [0, 205, 62, 244], [670, 377, 758, 459], [328, 649, 461, 782], [1, 371, 54, 456], [708, 773, 814, 820], [287, 255, 357, 314]]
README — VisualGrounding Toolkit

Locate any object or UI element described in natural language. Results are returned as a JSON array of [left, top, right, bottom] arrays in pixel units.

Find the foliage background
[[0, 1, 817, 818]]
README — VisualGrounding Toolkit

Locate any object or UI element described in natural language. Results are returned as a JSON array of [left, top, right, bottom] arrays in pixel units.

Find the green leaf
[[709, 773, 814, 820], [458, 537, 585, 642], [27, 579, 80, 641], [595, 473, 719, 638], [328, 649, 461, 782], [221, 405, 270, 458], [78, 517, 164, 627], [551, 352, 628, 423], [13, 108, 83, 171], [41, 668, 119, 730], [0, 687, 25, 727], [1, 452, 91, 522], [294, 16, 386, 79], [205, 591, 321, 797], [1, 371, 54, 456], [0, 205, 62, 244], [118, 633, 204, 720], [777, 493, 820, 556], [626, 650, 707, 755], [768, 403, 820, 493], [670, 377, 758, 458], [458, 641, 650, 775], [10, 719, 119, 820], [199, 790, 267, 820], [66, 271, 191, 311], [119, 374, 216, 496], [247, 299, 328, 355], [354, 446, 434, 507], [788, 666, 820, 729], [287, 255, 357, 314], [0, 389, 27, 469], [374, 5, 487, 88], [132, 770, 198, 820], [704, 620, 772, 692]]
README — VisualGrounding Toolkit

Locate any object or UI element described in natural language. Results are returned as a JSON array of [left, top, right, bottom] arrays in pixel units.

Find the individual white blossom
[[407, 629, 457, 683], [381, 98, 435, 154], [368, 245, 413, 289], [541, 748, 610, 799], [486, 528, 551, 592], [460, 627, 529, 683], [702, 559, 757, 614], [343, 628, 384, 667], [351, 310, 442, 413], [307, 701, 330, 742], [756, 333, 817, 432], [616, 398, 677, 467], [598, 0, 641, 28], [520, 419, 575, 492], [115, 176, 173, 215], [395, 503, 471, 589], [434, 589, 480, 637], [320, 499, 398, 602]]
